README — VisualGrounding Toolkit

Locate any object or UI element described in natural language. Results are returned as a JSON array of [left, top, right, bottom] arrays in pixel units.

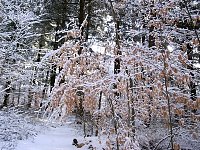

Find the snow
[[194, 63, 200, 68], [167, 45, 174, 52], [15, 120, 105, 150], [0, 109, 42, 150], [0, 109, 105, 150], [91, 45, 105, 54], [16, 125, 78, 150]]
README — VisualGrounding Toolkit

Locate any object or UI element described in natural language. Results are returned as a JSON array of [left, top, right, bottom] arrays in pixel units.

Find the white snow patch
[[15, 125, 79, 150], [194, 63, 200, 68], [15, 123, 105, 150], [91, 45, 105, 54], [167, 45, 174, 52]]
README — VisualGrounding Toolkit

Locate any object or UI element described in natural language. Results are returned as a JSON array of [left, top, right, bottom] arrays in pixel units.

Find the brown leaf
[[178, 118, 184, 126], [181, 44, 187, 52], [173, 143, 180, 150]]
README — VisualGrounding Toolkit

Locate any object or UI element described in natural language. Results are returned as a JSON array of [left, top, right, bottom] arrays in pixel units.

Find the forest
[[0, 0, 200, 150]]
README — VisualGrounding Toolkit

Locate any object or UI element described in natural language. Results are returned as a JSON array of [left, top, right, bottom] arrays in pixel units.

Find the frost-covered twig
[[153, 134, 172, 150]]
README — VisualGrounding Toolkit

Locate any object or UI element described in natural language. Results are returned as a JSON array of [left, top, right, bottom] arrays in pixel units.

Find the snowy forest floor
[[0, 107, 200, 150], [15, 122, 94, 150], [0, 108, 103, 150]]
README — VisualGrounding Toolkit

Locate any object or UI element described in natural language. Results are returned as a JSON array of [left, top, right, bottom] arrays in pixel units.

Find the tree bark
[[27, 88, 32, 109], [78, 0, 85, 55], [17, 82, 21, 105], [85, 0, 91, 41], [1, 81, 11, 108], [95, 91, 102, 136], [50, 22, 59, 91]]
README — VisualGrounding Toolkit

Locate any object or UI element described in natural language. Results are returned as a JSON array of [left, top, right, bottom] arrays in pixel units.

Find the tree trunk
[[163, 55, 174, 150], [17, 82, 21, 105], [186, 43, 197, 113], [27, 88, 32, 109], [78, 0, 85, 55], [50, 22, 59, 91], [108, 1, 121, 149], [50, 65, 56, 91], [85, 0, 91, 41], [1, 81, 11, 108], [42, 71, 49, 99], [129, 78, 135, 140], [148, 7, 155, 48], [95, 91, 102, 136]]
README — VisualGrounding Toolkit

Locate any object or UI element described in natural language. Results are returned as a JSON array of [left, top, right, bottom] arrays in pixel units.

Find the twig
[[183, 0, 200, 44], [153, 134, 172, 150]]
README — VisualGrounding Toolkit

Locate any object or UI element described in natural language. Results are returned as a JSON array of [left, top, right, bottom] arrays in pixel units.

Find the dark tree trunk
[[108, 1, 121, 149], [78, 0, 85, 55], [98, 91, 102, 110], [42, 71, 49, 99], [114, 20, 121, 74], [27, 88, 32, 109], [1, 81, 11, 108], [148, 25, 155, 48], [17, 82, 21, 105], [79, 0, 85, 34], [187, 45, 196, 98], [95, 91, 102, 136], [114, 58, 121, 74], [85, 0, 91, 41], [50, 22, 59, 91], [50, 65, 56, 91], [148, 7, 155, 48], [144, 7, 155, 127], [186, 44, 197, 113], [76, 0, 87, 136], [129, 78, 135, 140], [37, 35, 45, 62]]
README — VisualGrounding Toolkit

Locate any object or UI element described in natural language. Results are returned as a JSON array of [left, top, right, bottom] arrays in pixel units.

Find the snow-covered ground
[[2, 108, 199, 150], [0, 109, 42, 150], [0, 109, 105, 150], [15, 124, 78, 150], [15, 121, 104, 150]]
